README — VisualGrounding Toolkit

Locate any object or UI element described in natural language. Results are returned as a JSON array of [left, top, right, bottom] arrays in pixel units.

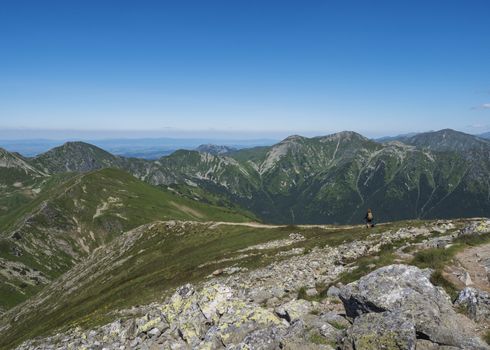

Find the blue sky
[[1, 0, 489, 139]]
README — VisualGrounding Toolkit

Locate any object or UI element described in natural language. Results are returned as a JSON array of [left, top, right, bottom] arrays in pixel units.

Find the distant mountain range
[[377, 131, 490, 143], [2, 128, 490, 226], [0, 138, 277, 159], [375, 132, 419, 143], [2, 131, 490, 158]]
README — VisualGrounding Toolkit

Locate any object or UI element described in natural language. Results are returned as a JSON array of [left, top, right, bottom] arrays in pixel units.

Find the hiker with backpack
[[365, 208, 374, 228]]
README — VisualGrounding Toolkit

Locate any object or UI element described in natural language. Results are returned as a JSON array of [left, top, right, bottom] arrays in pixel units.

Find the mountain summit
[[405, 129, 490, 152], [32, 141, 123, 173]]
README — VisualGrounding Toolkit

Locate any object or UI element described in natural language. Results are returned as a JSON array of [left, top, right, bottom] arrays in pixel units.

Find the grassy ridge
[[0, 168, 256, 313], [0, 221, 379, 348]]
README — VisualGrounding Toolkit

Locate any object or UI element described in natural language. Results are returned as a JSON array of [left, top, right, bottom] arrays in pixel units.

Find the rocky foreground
[[15, 220, 490, 349]]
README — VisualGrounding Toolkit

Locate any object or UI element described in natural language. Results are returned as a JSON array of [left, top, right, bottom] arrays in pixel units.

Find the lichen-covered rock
[[455, 287, 490, 322], [159, 283, 286, 348], [342, 311, 416, 350], [339, 264, 489, 350], [459, 220, 490, 236], [230, 326, 285, 349], [274, 299, 312, 323]]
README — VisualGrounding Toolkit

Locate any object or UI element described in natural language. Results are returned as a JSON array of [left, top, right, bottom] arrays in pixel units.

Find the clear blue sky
[[1, 0, 489, 139]]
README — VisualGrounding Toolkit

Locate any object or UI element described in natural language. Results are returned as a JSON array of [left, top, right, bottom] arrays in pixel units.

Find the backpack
[[367, 212, 373, 220]]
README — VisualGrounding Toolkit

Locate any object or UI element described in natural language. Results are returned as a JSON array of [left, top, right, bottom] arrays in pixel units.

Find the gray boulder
[[319, 311, 351, 330], [339, 264, 489, 350], [274, 299, 312, 323], [235, 326, 284, 350], [455, 287, 490, 322], [342, 311, 416, 350], [326, 285, 341, 297], [458, 220, 490, 237]]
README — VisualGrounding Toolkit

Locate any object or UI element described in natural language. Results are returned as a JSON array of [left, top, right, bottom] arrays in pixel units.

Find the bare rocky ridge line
[[11, 219, 490, 349]]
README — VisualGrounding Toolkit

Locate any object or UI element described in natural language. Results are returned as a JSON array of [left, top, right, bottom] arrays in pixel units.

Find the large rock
[[455, 287, 490, 322], [274, 299, 312, 323], [342, 311, 416, 350], [459, 220, 490, 237], [231, 326, 284, 349], [339, 264, 489, 350]]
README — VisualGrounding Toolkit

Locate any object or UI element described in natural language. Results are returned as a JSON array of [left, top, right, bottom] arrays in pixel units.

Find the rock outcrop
[[455, 287, 490, 323], [343, 311, 416, 350], [339, 264, 489, 350]]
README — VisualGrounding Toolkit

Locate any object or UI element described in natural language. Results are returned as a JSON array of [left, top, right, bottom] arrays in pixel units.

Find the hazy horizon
[[1, 126, 489, 142]]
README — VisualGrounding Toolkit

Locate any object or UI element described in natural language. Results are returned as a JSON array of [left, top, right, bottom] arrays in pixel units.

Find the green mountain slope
[[129, 130, 490, 224], [0, 148, 49, 223], [0, 168, 255, 312], [26, 129, 490, 224]]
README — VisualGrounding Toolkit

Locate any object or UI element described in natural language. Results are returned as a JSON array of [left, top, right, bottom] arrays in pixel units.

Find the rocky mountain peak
[[281, 135, 306, 143], [57, 141, 106, 152], [316, 130, 368, 143], [32, 141, 121, 174], [406, 129, 490, 152], [0, 147, 42, 174]]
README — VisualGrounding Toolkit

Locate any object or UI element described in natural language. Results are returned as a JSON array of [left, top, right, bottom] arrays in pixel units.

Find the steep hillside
[[0, 148, 42, 177], [131, 130, 490, 224], [0, 168, 254, 312], [0, 148, 50, 231]]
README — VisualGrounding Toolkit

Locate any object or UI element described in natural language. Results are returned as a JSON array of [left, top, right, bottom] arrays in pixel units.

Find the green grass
[[330, 320, 348, 330], [411, 231, 490, 300], [411, 246, 458, 270], [308, 329, 330, 345], [0, 173, 76, 232], [430, 270, 459, 301], [297, 286, 308, 300], [297, 282, 330, 302], [484, 330, 490, 345]]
